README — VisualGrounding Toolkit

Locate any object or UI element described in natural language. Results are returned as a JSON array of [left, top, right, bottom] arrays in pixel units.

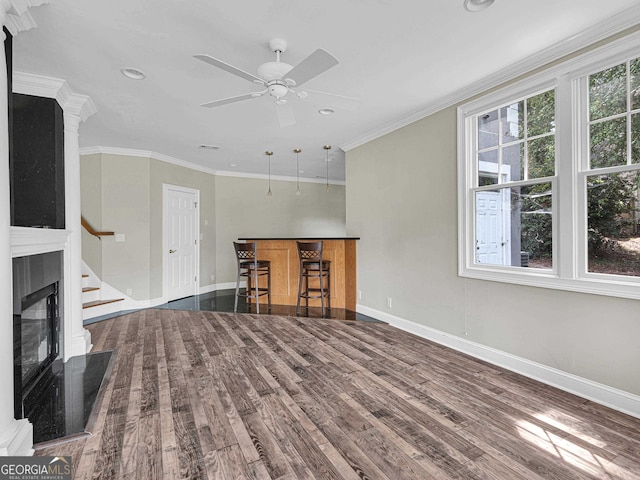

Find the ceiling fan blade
[[275, 103, 296, 127], [284, 49, 338, 87], [302, 88, 360, 111], [200, 92, 262, 108], [194, 54, 265, 85]]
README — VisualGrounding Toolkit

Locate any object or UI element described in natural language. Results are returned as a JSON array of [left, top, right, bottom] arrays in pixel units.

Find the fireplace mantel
[[10, 226, 71, 258]]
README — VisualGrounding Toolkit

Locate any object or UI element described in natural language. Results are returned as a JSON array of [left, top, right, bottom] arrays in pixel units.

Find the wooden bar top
[[238, 237, 360, 240], [239, 238, 358, 311]]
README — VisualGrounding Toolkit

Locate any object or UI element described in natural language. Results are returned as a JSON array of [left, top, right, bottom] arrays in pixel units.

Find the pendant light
[[323, 145, 331, 191], [294, 148, 301, 195], [265, 150, 273, 196]]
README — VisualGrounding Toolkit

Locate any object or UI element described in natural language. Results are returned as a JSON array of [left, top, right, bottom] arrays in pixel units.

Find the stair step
[[83, 298, 124, 309], [82, 286, 100, 293]]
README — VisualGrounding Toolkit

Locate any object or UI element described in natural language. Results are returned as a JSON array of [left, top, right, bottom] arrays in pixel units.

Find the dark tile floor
[[86, 288, 380, 324], [157, 289, 378, 322]]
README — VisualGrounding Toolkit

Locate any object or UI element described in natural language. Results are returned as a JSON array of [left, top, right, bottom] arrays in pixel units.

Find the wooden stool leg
[[327, 266, 331, 313], [296, 264, 303, 315], [320, 268, 325, 317], [267, 266, 272, 310], [234, 271, 241, 312]]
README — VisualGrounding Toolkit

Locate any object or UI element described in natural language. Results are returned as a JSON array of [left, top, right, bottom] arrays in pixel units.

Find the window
[[585, 59, 640, 277], [473, 90, 555, 269], [458, 32, 640, 300]]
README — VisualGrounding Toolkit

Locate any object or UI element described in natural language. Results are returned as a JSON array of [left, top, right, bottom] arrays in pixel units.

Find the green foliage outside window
[[587, 60, 640, 259]]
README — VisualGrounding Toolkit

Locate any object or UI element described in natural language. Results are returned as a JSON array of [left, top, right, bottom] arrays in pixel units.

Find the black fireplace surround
[[12, 251, 63, 419]]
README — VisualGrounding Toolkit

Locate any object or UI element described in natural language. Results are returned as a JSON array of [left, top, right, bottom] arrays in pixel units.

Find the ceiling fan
[[194, 39, 352, 126]]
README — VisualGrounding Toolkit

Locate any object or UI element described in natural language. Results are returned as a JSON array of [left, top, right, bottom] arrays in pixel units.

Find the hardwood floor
[[36, 309, 640, 479]]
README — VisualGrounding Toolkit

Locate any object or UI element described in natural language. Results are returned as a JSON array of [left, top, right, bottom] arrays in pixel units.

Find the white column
[[63, 106, 94, 358], [0, 0, 33, 456]]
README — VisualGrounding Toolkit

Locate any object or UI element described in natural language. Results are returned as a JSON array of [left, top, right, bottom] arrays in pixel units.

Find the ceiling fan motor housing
[[257, 61, 293, 82]]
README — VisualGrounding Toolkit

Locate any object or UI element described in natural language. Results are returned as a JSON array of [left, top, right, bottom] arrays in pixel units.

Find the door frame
[[162, 183, 200, 302]]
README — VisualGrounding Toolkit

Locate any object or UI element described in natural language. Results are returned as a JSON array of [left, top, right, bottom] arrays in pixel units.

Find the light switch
[[115, 234, 125, 242]]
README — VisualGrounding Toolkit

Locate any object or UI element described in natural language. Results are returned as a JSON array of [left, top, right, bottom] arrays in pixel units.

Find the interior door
[[164, 185, 199, 301], [475, 190, 505, 265]]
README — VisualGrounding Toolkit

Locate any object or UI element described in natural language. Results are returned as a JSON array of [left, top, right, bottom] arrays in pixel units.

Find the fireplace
[[12, 251, 63, 419]]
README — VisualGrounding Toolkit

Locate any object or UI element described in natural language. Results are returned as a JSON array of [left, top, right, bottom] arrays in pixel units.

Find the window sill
[[460, 267, 640, 301]]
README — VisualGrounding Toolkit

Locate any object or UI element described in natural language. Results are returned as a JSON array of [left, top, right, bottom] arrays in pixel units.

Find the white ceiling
[[11, 0, 640, 182]]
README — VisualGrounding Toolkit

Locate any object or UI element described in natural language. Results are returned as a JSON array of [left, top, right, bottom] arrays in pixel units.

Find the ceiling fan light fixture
[[296, 91, 309, 100], [463, 0, 494, 12], [269, 83, 289, 99]]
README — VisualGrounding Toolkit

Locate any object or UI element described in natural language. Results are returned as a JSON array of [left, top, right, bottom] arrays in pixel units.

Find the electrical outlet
[[386, 297, 392, 309], [358, 290, 362, 300], [210, 274, 215, 282], [126, 288, 132, 296]]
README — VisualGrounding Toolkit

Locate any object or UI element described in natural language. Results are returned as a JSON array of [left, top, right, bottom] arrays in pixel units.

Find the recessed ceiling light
[[228, 163, 237, 167], [318, 108, 335, 115], [463, 0, 494, 12], [121, 67, 146, 80], [198, 144, 220, 150]]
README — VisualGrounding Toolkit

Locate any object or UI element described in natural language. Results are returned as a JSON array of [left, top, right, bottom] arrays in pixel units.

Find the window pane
[[527, 90, 555, 136], [587, 171, 640, 276], [633, 112, 640, 163], [503, 143, 523, 182], [478, 110, 499, 149], [590, 117, 627, 168], [631, 57, 640, 111], [501, 101, 523, 142], [475, 183, 552, 269], [478, 149, 499, 186], [519, 183, 553, 269], [589, 63, 626, 121], [528, 135, 555, 178]]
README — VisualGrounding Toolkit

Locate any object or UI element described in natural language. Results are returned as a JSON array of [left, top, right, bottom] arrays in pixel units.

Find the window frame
[[458, 31, 640, 300]]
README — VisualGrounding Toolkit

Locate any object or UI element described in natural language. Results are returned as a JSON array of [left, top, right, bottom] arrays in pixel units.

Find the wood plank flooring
[[36, 309, 640, 479]]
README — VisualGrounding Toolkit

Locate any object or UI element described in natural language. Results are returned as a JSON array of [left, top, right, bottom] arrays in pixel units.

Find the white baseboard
[[199, 281, 241, 294], [357, 305, 640, 419], [69, 329, 93, 357]]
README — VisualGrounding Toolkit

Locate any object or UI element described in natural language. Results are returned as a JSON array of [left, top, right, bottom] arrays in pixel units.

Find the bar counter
[[238, 237, 359, 310]]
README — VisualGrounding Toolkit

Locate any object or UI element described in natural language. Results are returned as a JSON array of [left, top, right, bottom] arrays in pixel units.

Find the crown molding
[[341, 5, 640, 152], [64, 94, 97, 122], [79, 146, 219, 176], [13, 71, 96, 120], [5, 0, 47, 36], [79, 146, 346, 185], [12, 71, 67, 100]]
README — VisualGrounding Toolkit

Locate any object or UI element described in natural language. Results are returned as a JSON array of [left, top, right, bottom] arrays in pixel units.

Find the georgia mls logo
[[0, 456, 72, 480]]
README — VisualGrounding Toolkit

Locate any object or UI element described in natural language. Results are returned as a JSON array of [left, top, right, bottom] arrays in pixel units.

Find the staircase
[[82, 274, 125, 320]]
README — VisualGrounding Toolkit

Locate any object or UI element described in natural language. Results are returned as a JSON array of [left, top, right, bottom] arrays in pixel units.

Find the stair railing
[[81, 216, 114, 239]]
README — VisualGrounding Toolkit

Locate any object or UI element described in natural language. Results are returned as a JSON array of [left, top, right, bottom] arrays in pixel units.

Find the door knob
[[169, 249, 176, 253]]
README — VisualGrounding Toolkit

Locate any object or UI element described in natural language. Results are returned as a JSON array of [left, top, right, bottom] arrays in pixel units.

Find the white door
[[475, 190, 505, 265], [163, 184, 199, 301]]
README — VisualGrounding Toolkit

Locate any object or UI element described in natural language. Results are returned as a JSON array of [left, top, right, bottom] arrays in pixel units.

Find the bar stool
[[296, 241, 331, 317], [233, 242, 271, 313]]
